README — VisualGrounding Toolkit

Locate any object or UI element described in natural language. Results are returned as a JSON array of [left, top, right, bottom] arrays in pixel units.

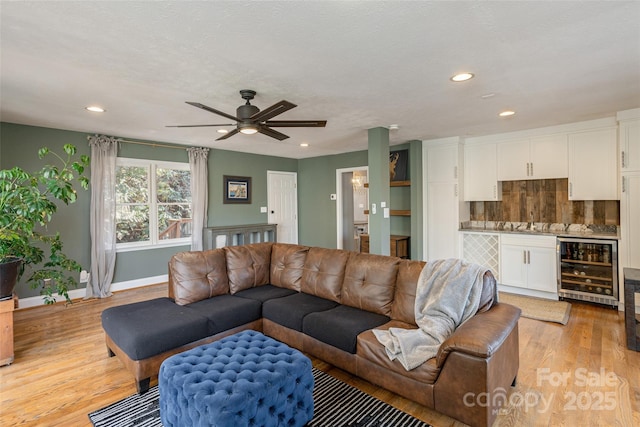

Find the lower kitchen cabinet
[[500, 234, 558, 296]]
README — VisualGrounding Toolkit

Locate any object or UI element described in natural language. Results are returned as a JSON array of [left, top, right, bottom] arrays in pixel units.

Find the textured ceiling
[[1, 1, 639, 159]]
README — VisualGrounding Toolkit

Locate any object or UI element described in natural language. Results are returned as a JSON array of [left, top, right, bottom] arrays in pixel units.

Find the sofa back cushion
[[390, 259, 426, 324], [168, 249, 229, 305], [341, 252, 400, 316], [225, 243, 273, 294], [390, 260, 498, 324], [270, 243, 310, 291], [300, 247, 349, 303]]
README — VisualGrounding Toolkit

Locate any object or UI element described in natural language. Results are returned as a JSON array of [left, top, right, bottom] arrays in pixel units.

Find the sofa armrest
[[436, 303, 521, 367]]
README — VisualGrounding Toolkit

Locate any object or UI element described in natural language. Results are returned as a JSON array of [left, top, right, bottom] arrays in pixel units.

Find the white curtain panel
[[86, 134, 118, 299], [187, 147, 209, 251]]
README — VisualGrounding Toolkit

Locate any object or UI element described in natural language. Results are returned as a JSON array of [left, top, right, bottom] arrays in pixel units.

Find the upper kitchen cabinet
[[464, 142, 502, 201], [568, 127, 618, 200], [497, 134, 568, 181], [618, 109, 640, 173]]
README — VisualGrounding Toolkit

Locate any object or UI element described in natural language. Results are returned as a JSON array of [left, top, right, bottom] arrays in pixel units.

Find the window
[[115, 158, 192, 250]]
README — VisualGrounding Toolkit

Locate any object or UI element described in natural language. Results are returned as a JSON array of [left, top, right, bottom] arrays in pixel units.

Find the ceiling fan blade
[[186, 102, 239, 122], [250, 100, 296, 122], [264, 120, 327, 127], [166, 124, 234, 128], [215, 128, 241, 141], [258, 125, 289, 141]]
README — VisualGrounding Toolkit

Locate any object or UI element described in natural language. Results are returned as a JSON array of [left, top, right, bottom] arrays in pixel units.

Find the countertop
[[459, 221, 620, 240]]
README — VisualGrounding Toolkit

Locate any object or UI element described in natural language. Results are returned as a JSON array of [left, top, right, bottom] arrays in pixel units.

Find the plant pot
[[0, 257, 21, 300]]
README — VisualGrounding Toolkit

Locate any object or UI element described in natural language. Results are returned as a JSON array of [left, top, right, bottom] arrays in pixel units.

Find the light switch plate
[[330, 194, 337, 200], [260, 206, 267, 213]]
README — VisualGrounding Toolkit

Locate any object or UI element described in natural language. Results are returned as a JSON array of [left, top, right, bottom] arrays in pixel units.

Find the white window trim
[[115, 157, 191, 252]]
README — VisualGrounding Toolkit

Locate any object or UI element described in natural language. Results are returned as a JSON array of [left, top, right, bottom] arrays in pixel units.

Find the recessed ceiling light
[[388, 124, 399, 130], [85, 105, 105, 113], [217, 129, 229, 134], [480, 93, 495, 99], [300, 143, 309, 147], [499, 110, 516, 117], [450, 73, 474, 82]]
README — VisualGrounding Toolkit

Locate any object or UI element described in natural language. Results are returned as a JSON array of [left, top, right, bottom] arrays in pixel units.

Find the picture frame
[[389, 149, 408, 181], [223, 175, 251, 204]]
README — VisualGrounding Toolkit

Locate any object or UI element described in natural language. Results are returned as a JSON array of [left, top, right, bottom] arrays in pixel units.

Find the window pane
[[116, 166, 148, 203], [116, 205, 149, 243], [157, 168, 191, 203], [158, 204, 192, 240]]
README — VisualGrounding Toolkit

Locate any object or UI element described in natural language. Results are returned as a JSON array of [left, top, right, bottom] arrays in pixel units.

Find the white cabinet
[[497, 135, 568, 181], [500, 234, 558, 295], [620, 117, 640, 172], [425, 139, 469, 260], [568, 127, 618, 200], [621, 173, 640, 269], [464, 142, 501, 201]]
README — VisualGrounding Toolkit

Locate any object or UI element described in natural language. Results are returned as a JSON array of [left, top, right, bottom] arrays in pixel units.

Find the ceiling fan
[[167, 89, 327, 141]]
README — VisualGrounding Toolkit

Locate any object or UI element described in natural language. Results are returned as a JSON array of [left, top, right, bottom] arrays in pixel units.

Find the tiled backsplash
[[469, 179, 620, 225]]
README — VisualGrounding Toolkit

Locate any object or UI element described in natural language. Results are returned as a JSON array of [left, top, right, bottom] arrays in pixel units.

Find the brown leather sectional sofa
[[101, 242, 521, 427]]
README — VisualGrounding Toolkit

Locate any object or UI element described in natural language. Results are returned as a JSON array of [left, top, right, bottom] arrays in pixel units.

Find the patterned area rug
[[500, 292, 572, 325], [89, 367, 431, 427]]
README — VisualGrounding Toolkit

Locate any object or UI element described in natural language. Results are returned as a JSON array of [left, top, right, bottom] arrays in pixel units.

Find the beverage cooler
[[557, 237, 618, 307]]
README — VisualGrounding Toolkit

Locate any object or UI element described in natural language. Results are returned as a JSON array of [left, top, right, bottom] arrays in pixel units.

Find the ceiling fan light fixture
[[239, 123, 259, 135], [217, 129, 229, 134], [499, 110, 516, 117]]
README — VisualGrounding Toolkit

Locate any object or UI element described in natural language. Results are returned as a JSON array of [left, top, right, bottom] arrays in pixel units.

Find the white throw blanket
[[372, 258, 487, 371]]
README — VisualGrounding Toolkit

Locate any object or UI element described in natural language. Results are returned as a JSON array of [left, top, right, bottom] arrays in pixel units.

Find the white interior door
[[267, 171, 298, 244]]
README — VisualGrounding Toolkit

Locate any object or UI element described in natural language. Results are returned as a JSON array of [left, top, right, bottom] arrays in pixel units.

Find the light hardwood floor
[[0, 283, 638, 426]]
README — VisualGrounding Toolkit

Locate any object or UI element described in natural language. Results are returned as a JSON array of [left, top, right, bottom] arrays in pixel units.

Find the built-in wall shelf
[[364, 180, 410, 188], [364, 209, 410, 216]]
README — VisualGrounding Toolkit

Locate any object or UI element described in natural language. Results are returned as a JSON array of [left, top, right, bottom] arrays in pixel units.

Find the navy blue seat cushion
[[303, 304, 390, 353], [185, 294, 261, 335], [262, 292, 338, 331], [101, 297, 210, 360], [233, 284, 297, 303]]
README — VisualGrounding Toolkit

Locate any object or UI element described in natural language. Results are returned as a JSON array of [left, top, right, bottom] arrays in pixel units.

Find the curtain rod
[[118, 138, 190, 151]]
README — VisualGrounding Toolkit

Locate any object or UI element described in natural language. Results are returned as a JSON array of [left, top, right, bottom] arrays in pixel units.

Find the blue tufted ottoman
[[159, 330, 314, 427]]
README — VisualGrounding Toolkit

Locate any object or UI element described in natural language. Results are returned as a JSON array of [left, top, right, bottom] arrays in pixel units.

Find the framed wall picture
[[389, 149, 408, 181], [223, 175, 251, 204]]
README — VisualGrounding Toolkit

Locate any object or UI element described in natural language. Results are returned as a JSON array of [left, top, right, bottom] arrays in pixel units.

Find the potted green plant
[[0, 144, 89, 304]]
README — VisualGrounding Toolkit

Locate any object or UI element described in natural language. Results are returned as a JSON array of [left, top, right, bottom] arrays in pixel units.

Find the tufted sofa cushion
[[270, 243, 310, 291], [159, 330, 314, 427], [225, 243, 273, 294], [390, 260, 426, 324], [300, 247, 349, 303], [341, 252, 400, 316], [168, 249, 229, 305]]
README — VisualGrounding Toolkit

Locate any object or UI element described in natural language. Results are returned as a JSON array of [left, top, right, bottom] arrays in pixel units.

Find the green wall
[[298, 150, 368, 248], [0, 123, 297, 299], [1, 121, 423, 300]]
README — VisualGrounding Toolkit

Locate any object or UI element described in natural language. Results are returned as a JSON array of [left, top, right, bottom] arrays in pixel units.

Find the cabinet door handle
[[526, 163, 530, 176], [453, 166, 458, 179], [530, 163, 533, 177], [569, 182, 573, 197], [493, 185, 497, 199], [523, 250, 527, 264], [622, 176, 626, 193], [527, 250, 531, 264], [454, 183, 458, 197], [622, 151, 626, 168]]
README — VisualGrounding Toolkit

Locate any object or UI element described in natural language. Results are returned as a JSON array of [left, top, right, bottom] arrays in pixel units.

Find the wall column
[[409, 140, 423, 260], [367, 127, 391, 255]]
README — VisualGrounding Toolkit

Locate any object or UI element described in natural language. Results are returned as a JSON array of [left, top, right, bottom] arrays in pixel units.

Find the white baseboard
[[16, 274, 168, 309]]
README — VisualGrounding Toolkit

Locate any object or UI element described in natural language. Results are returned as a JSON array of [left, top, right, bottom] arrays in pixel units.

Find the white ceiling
[[1, 1, 639, 159]]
